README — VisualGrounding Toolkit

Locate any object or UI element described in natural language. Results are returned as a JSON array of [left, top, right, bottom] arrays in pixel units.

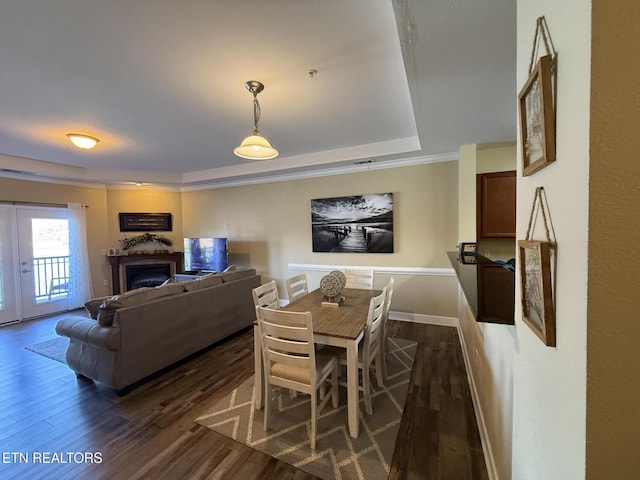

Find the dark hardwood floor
[[0, 312, 487, 480]]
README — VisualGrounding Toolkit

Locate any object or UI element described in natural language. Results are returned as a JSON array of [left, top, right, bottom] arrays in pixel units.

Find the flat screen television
[[183, 237, 228, 272]]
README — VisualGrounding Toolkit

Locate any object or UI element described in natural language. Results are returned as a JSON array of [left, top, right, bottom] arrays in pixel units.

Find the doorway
[[0, 205, 70, 324]]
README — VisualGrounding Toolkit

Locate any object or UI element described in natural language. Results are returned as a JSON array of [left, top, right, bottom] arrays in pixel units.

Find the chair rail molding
[[287, 263, 456, 277]]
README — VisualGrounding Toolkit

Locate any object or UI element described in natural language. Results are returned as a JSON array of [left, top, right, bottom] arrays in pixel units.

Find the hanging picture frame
[[518, 239, 555, 346], [518, 54, 555, 176]]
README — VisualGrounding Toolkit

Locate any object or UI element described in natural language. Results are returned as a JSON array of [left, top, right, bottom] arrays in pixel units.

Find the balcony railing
[[34, 255, 69, 301]]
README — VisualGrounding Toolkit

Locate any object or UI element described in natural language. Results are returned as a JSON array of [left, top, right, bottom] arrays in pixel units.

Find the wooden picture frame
[[518, 54, 555, 176], [119, 212, 172, 232], [518, 240, 555, 346]]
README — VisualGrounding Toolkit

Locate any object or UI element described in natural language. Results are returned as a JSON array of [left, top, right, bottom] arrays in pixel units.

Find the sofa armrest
[[55, 316, 120, 351]]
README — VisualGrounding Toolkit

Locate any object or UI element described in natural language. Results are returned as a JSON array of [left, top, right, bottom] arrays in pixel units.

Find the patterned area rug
[[196, 338, 416, 480], [25, 336, 69, 364]]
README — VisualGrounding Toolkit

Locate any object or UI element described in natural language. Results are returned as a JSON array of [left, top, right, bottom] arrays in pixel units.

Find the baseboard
[[455, 319, 499, 480], [389, 311, 457, 327]]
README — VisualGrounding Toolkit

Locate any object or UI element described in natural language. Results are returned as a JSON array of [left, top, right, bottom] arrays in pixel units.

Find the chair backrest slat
[[344, 268, 374, 289], [286, 273, 309, 303]]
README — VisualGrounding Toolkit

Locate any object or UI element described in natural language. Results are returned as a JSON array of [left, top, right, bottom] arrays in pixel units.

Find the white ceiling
[[0, 0, 516, 189]]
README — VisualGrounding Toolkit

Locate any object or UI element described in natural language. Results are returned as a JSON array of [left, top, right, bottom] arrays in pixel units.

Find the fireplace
[[125, 263, 171, 290], [107, 252, 184, 294]]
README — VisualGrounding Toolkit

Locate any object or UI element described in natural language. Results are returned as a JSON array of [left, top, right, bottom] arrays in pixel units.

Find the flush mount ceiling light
[[67, 133, 99, 149], [233, 80, 278, 160]]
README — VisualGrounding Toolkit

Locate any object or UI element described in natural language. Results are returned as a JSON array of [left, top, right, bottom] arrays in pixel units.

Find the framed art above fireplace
[[119, 212, 172, 232]]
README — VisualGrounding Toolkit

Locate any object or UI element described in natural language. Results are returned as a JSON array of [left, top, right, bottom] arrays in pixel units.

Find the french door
[[0, 206, 70, 324]]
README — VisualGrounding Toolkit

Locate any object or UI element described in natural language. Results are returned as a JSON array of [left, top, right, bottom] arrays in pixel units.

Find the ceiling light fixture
[[67, 133, 99, 149], [233, 81, 278, 160]]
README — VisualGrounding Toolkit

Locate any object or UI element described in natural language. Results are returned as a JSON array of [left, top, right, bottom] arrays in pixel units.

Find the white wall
[[513, 2, 590, 479]]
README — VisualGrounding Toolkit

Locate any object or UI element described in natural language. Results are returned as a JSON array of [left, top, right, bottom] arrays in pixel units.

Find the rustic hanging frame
[[518, 187, 556, 346], [519, 16, 557, 176]]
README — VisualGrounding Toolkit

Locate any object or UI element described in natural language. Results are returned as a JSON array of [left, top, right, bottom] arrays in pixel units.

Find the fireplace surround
[[107, 252, 184, 294]]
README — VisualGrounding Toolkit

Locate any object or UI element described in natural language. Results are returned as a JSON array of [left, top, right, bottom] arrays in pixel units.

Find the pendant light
[[233, 81, 278, 160], [67, 133, 99, 149]]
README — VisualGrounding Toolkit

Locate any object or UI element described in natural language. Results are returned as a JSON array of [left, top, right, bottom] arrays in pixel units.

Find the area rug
[[196, 337, 416, 480], [25, 337, 69, 364]]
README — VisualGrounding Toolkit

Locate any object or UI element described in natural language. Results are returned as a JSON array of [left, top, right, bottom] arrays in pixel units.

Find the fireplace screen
[[125, 263, 171, 290]]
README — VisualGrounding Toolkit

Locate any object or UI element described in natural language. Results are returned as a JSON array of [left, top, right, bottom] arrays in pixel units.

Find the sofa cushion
[[97, 283, 184, 326], [182, 273, 223, 292], [84, 296, 111, 319], [221, 268, 256, 283]]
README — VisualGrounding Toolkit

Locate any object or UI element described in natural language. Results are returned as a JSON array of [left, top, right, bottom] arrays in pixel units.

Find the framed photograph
[[518, 240, 555, 346], [518, 54, 555, 176], [119, 212, 172, 232], [310, 193, 393, 253]]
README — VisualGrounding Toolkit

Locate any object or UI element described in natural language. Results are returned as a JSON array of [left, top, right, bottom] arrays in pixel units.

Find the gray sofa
[[55, 268, 260, 393]]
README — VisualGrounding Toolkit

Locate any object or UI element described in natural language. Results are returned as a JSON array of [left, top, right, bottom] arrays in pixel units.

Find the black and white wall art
[[311, 193, 394, 253]]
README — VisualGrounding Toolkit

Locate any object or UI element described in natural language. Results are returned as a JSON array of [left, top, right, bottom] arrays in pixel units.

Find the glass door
[[16, 208, 70, 319]]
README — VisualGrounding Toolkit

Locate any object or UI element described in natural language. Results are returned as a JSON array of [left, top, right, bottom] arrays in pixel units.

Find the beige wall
[[1, 161, 459, 317], [182, 162, 460, 317], [105, 187, 183, 251], [587, 0, 640, 477], [0, 177, 111, 297]]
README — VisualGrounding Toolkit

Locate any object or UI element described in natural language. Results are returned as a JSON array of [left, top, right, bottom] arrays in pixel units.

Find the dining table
[[253, 287, 381, 439]]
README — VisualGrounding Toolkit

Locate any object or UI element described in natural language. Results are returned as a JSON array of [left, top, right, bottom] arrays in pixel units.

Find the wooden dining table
[[253, 287, 381, 439]]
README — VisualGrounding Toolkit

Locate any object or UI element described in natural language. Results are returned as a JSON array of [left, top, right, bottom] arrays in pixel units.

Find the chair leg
[[264, 383, 272, 432], [381, 335, 389, 381], [331, 365, 339, 408], [375, 353, 385, 388], [362, 366, 373, 415], [310, 390, 318, 450]]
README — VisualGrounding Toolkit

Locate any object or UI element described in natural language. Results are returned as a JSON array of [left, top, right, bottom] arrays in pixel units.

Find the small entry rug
[[196, 338, 416, 480], [25, 337, 69, 364]]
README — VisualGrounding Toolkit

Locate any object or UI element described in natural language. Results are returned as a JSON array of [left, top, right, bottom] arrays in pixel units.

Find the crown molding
[[180, 151, 458, 191]]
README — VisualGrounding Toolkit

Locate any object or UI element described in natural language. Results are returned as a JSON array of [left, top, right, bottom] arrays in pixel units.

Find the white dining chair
[[256, 306, 340, 450], [252, 280, 280, 310], [285, 273, 308, 303], [344, 268, 374, 289], [336, 286, 387, 415], [381, 277, 394, 380]]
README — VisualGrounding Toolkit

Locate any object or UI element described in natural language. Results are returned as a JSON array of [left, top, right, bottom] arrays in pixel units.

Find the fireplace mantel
[[107, 252, 184, 294]]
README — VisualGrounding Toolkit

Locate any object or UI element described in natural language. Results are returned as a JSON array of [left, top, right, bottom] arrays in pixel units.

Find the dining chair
[[252, 280, 280, 310], [256, 306, 340, 450], [344, 268, 375, 289], [381, 277, 394, 380], [336, 286, 387, 415], [285, 273, 308, 304]]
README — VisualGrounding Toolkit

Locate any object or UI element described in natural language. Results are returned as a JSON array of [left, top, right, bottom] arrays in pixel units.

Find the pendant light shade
[[233, 135, 279, 160], [233, 81, 278, 160]]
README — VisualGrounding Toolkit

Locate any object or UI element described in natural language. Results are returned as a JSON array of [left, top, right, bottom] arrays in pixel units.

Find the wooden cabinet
[[477, 170, 516, 238], [476, 262, 515, 324]]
